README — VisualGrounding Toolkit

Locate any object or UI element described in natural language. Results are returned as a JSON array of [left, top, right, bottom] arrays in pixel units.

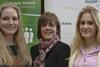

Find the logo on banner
[[85, 0, 99, 3], [85, 0, 100, 7]]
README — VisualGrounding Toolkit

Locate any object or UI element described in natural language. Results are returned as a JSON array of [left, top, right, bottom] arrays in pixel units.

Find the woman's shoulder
[[56, 41, 70, 48], [54, 41, 70, 53], [30, 44, 39, 54], [55, 41, 70, 57], [31, 44, 39, 49]]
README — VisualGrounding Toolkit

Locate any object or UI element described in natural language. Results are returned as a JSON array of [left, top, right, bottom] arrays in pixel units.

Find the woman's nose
[[9, 19, 13, 24], [84, 23, 88, 28], [45, 25, 50, 29]]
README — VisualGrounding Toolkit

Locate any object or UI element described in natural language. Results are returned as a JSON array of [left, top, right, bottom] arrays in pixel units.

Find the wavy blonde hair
[[69, 5, 100, 67], [0, 2, 32, 66]]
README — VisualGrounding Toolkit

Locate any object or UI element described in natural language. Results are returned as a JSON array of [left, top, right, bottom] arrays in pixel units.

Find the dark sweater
[[31, 41, 70, 67]]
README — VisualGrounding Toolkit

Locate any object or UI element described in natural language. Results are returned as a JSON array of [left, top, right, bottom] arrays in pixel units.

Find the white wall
[[44, 0, 100, 45]]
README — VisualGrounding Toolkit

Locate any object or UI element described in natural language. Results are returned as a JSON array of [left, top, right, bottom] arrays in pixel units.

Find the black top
[[7, 45, 18, 56], [31, 41, 70, 67]]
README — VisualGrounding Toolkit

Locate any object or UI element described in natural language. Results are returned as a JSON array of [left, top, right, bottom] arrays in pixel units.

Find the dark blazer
[[31, 41, 70, 67]]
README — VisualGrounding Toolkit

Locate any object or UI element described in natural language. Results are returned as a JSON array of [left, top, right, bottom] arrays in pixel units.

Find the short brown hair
[[37, 12, 60, 39]]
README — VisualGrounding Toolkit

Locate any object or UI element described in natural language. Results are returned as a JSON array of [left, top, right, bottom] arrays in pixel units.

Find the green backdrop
[[0, 0, 42, 49]]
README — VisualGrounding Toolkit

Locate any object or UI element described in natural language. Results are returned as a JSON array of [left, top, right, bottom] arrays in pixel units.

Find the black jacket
[[31, 41, 70, 67]]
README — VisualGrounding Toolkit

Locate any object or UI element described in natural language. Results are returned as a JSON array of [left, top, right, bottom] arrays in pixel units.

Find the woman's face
[[41, 21, 57, 40], [79, 12, 97, 39], [0, 7, 19, 35]]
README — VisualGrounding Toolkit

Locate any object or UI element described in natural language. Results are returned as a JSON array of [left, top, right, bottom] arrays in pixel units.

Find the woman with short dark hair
[[31, 12, 70, 67]]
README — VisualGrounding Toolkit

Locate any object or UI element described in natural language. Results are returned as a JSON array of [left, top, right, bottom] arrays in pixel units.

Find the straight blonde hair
[[0, 2, 32, 66], [69, 5, 100, 67]]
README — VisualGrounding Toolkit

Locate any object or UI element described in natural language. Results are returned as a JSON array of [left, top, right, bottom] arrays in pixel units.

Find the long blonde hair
[[69, 5, 100, 67], [0, 2, 32, 65]]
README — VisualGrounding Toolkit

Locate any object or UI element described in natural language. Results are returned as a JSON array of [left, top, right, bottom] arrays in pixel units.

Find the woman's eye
[[80, 21, 85, 25], [49, 22, 56, 27], [2, 17, 18, 21], [41, 23, 46, 27], [2, 17, 9, 20], [50, 24, 54, 27], [80, 21, 94, 25], [12, 17, 18, 21], [87, 21, 93, 25]]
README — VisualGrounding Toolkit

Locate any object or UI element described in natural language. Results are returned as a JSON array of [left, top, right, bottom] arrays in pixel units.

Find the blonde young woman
[[69, 5, 100, 67], [0, 3, 32, 67]]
